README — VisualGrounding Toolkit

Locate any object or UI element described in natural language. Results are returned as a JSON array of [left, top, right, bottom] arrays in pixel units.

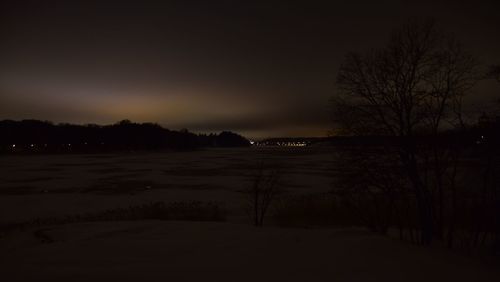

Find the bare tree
[[333, 147, 408, 235], [243, 162, 283, 227], [333, 19, 478, 244]]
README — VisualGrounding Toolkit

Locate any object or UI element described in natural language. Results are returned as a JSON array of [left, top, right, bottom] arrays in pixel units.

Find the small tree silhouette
[[243, 162, 283, 227]]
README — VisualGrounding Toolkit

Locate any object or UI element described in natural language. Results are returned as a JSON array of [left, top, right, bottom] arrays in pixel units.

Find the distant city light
[[254, 140, 308, 147], [12, 144, 16, 148]]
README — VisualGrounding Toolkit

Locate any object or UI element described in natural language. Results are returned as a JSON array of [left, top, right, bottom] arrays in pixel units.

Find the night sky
[[1, 0, 499, 138]]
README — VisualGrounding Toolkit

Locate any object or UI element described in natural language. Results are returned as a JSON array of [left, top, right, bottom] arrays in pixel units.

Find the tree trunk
[[401, 147, 434, 245]]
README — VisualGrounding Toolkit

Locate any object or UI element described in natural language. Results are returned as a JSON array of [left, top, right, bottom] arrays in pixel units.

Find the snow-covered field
[[1, 221, 498, 282], [0, 147, 335, 221], [0, 148, 498, 281]]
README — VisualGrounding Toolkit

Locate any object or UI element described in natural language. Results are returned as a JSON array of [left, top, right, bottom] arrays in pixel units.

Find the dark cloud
[[1, 0, 499, 138]]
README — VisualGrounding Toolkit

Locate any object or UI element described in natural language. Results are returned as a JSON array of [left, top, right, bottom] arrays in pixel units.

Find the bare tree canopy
[[333, 19, 478, 136], [332, 19, 479, 245]]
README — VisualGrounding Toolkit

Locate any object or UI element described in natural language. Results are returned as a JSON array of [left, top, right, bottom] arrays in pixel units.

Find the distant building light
[[30, 144, 34, 148], [249, 140, 255, 145], [12, 144, 16, 148]]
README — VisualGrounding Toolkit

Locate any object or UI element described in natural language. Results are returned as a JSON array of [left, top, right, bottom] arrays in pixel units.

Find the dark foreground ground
[[1, 221, 499, 282], [0, 148, 499, 281]]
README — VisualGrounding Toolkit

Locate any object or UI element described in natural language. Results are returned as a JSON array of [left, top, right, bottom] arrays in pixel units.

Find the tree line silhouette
[[0, 119, 250, 153]]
